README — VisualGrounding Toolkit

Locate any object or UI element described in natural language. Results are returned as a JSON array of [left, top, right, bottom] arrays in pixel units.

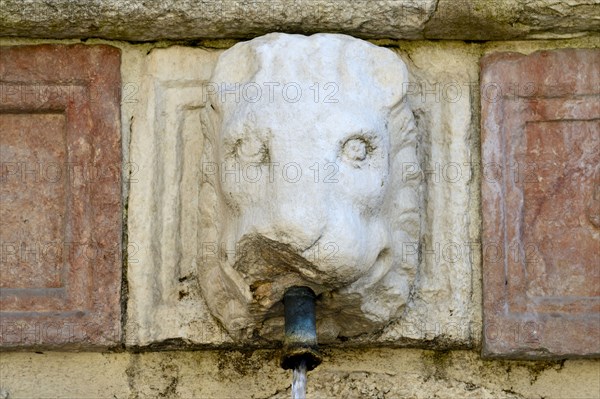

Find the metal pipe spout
[[280, 286, 322, 371]]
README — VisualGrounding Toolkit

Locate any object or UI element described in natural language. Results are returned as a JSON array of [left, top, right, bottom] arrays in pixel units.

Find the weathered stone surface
[[0, 0, 598, 41], [126, 46, 226, 346], [425, 0, 600, 40], [0, 44, 122, 348], [388, 43, 481, 347], [481, 48, 600, 358], [1, 349, 599, 399], [201, 33, 420, 340], [126, 35, 480, 348], [0, 0, 437, 41]]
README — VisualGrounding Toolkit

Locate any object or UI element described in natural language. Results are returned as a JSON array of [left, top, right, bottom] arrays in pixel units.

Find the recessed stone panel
[[1, 113, 66, 289], [0, 45, 122, 348], [481, 48, 600, 358]]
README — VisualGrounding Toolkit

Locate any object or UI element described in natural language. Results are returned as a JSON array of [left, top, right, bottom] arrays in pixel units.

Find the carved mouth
[[233, 235, 325, 281], [230, 234, 348, 310]]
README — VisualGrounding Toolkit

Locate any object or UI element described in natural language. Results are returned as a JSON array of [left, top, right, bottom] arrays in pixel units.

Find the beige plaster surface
[[1, 349, 599, 398]]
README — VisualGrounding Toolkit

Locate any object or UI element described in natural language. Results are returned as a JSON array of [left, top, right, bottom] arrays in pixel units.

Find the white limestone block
[[126, 35, 480, 348]]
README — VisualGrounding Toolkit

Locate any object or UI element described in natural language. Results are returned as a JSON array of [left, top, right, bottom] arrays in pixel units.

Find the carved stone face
[[199, 33, 420, 340]]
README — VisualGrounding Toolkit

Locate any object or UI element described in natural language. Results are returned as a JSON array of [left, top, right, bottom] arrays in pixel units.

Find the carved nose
[[268, 204, 327, 252], [263, 176, 331, 251]]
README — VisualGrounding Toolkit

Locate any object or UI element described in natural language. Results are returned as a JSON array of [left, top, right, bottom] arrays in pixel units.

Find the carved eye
[[234, 137, 269, 163], [342, 137, 372, 166], [343, 139, 368, 161]]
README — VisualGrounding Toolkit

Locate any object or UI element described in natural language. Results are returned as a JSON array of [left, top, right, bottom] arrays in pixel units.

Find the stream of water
[[291, 359, 307, 399]]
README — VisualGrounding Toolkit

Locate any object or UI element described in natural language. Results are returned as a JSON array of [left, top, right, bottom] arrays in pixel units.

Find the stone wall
[[1, 18, 599, 399], [2, 0, 599, 40], [2, 349, 599, 398]]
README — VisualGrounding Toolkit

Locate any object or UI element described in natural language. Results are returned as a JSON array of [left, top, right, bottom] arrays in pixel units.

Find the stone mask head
[[199, 33, 420, 340]]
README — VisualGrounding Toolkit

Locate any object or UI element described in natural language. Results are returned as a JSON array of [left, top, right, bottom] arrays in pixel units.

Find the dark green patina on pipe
[[280, 286, 322, 371]]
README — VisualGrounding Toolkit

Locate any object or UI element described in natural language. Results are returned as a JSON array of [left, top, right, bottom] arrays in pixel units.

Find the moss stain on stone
[[216, 349, 277, 377], [525, 359, 566, 385], [421, 350, 452, 381]]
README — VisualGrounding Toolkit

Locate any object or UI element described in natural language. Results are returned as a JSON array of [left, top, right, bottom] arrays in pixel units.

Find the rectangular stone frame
[[0, 45, 122, 348], [125, 47, 229, 346], [481, 49, 600, 358]]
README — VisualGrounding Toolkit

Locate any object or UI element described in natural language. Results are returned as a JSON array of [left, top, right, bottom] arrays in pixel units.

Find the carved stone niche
[[127, 33, 478, 347]]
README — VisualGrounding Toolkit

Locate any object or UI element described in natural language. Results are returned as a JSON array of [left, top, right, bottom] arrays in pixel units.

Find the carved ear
[[337, 38, 409, 110], [210, 40, 260, 89], [369, 48, 410, 110]]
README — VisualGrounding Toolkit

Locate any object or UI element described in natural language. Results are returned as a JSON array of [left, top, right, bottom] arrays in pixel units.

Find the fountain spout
[[280, 286, 322, 371]]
